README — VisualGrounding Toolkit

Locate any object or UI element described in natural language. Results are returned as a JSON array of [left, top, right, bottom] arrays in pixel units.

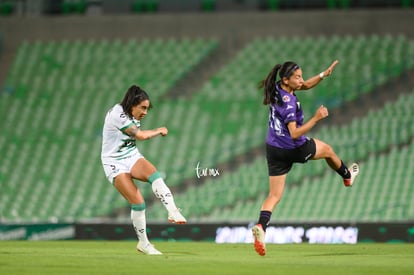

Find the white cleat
[[343, 163, 360, 187], [137, 242, 162, 255], [252, 224, 266, 256], [168, 209, 187, 224]]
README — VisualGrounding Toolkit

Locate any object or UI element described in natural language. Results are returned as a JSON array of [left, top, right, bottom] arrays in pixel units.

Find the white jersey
[[101, 104, 141, 161]]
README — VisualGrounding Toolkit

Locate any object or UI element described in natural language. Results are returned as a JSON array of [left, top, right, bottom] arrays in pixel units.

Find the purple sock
[[336, 160, 351, 179], [258, 210, 272, 231]]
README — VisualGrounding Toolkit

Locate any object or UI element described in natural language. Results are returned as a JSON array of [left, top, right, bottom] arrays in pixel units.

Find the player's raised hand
[[323, 60, 339, 77]]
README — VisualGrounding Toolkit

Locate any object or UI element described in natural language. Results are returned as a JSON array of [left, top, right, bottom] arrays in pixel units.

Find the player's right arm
[[287, 105, 328, 139], [124, 125, 168, 141]]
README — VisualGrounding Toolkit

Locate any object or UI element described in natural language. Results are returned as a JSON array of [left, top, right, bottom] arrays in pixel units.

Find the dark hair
[[120, 85, 151, 116], [259, 61, 300, 106]]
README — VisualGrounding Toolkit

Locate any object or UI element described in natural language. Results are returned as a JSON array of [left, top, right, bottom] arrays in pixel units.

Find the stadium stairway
[[163, 34, 246, 99]]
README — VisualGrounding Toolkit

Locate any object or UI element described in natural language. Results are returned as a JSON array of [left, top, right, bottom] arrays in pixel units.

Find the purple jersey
[[266, 84, 308, 149]]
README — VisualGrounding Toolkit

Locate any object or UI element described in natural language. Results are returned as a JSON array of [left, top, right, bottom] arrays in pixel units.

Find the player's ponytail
[[121, 85, 151, 117], [259, 64, 282, 105]]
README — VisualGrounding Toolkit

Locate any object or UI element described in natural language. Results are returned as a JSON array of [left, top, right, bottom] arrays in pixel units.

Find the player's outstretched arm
[[124, 125, 168, 140], [299, 60, 339, 91]]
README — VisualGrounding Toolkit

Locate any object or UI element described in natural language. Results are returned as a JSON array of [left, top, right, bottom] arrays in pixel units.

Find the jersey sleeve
[[109, 106, 135, 132]]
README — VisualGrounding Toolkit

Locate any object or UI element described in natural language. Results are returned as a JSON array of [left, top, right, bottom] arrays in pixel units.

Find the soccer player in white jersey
[[101, 85, 186, 255]]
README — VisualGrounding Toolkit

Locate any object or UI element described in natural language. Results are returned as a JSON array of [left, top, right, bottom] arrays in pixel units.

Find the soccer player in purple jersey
[[252, 60, 359, 256]]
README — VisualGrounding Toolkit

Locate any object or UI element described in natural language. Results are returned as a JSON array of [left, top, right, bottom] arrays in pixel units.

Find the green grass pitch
[[1, 241, 413, 274]]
